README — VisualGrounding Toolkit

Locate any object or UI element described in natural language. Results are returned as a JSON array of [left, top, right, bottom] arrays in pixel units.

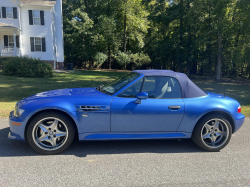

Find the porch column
[[13, 31, 17, 56]]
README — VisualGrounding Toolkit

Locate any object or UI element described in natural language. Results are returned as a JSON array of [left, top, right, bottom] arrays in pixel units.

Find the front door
[[111, 76, 185, 132]]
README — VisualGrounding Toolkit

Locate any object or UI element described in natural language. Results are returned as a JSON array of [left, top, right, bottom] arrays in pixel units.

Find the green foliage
[[94, 52, 108, 65], [115, 52, 130, 69], [130, 53, 151, 70], [0, 57, 8, 70], [63, 0, 250, 78], [3, 56, 53, 78]]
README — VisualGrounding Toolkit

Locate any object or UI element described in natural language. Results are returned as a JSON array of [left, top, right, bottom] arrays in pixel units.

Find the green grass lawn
[[0, 70, 249, 118]]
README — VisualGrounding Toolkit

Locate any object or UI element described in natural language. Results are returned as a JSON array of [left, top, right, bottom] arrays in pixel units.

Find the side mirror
[[135, 92, 148, 104]]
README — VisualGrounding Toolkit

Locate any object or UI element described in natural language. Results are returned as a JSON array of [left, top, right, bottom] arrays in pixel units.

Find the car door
[[111, 76, 185, 132]]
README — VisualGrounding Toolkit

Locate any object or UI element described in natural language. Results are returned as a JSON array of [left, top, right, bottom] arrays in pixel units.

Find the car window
[[142, 76, 181, 99], [101, 73, 140, 95], [117, 78, 143, 98]]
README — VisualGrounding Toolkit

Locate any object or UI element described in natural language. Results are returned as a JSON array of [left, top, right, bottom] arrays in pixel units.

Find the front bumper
[[8, 111, 28, 141]]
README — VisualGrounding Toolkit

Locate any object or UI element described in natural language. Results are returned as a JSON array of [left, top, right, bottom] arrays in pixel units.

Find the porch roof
[[0, 23, 19, 30], [18, 0, 56, 6]]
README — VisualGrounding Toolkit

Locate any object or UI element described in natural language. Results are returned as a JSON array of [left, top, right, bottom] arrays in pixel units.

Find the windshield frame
[[98, 73, 144, 96]]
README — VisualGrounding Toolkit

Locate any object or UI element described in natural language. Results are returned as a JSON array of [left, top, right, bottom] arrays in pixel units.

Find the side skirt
[[79, 132, 192, 141]]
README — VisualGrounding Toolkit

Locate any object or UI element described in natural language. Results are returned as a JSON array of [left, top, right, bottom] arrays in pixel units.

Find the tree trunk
[[108, 44, 111, 69], [123, 6, 127, 52], [216, 17, 222, 81], [186, 0, 191, 77], [179, 0, 183, 73], [208, 4, 211, 76]]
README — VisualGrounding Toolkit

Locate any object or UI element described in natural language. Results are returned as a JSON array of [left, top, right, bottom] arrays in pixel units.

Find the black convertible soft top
[[133, 70, 207, 98]]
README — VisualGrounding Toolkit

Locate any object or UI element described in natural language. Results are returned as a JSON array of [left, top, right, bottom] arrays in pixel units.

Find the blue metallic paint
[[9, 73, 245, 143], [81, 132, 191, 140]]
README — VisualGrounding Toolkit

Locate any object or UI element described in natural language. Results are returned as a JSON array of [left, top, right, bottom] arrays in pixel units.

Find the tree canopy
[[63, 0, 250, 80]]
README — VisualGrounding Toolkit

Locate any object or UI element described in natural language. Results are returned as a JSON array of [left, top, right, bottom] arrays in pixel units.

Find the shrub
[[3, 56, 53, 77], [94, 52, 108, 66], [0, 57, 9, 70], [115, 52, 130, 69]]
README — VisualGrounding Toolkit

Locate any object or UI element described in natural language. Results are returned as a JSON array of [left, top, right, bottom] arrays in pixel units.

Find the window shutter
[[30, 37, 35, 52], [2, 7, 6, 18], [16, 36, 20, 48], [4, 35, 8, 47], [40, 11, 44, 25], [42, 38, 46, 52], [13, 7, 18, 19], [29, 10, 33, 25]]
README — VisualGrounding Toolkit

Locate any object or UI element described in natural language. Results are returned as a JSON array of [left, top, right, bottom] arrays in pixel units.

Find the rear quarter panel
[[177, 94, 240, 132]]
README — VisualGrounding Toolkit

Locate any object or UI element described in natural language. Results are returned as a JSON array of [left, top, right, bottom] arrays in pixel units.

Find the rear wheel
[[27, 111, 75, 155], [192, 114, 232, 152]]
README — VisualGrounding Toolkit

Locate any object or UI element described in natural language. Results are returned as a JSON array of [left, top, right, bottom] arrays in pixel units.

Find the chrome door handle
[[168, 106, 181, 110]]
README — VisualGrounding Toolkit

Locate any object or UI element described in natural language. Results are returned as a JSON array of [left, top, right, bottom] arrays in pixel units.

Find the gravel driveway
[[0, 118, 249, 187]]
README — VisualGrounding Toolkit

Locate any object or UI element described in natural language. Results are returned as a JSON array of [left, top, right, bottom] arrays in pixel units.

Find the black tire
[[192, 114, 232, 152], [27, 111, 75, 155]]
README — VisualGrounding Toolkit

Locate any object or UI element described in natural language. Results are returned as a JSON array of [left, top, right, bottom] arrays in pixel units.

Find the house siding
[[0, 0, 64, 69], [20, 6, 54, 61], [0, 0, 19, 29]]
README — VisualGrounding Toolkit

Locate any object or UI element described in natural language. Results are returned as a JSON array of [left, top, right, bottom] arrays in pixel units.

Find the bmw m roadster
[[9, 70, 245, 154]]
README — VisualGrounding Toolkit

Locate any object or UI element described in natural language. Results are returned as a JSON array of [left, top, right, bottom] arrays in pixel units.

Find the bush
[[0, 57, 9, 70], [94, 52, 108, 66], [115, 52, 130, 69], [3, 56, 53, 77]]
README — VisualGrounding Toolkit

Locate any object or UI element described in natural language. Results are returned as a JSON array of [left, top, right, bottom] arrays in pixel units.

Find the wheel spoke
[[55, 130, 67, 137], [202, 132, 211, 139], [49, 120, 58, 130], [211, 135, 217, 146], [216, 130, 227, 137], [204, 123, 211, 131], [38, 124, 48, 132], [50, 137, 57, 148], [214, 120, 220, 129], [37, 133, 48, 143]]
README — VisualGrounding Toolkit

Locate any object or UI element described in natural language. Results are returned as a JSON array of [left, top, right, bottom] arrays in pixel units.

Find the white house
[[0, 0, 64, 69]]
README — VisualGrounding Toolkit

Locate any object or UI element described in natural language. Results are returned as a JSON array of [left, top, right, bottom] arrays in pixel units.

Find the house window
[[35, 37, 42, 51], [33, 10, 41, 25], [30, 37, 46, 52], [7, 7, 13, 18], [8, 36, 14, 47]]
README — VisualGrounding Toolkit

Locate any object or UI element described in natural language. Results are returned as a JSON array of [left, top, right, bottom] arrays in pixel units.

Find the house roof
[[133, 70, 207, 98], [0, 23, 19, 29], [18, 0, 56, 6]]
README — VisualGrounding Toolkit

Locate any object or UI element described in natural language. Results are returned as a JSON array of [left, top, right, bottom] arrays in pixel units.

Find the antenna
[[224, 91, 226, 99]]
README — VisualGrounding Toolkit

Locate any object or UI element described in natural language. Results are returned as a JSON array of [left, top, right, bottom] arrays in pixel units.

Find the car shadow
[[0, 127, 205, 157]]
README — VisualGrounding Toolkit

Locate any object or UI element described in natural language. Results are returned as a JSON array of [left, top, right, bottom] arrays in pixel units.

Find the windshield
[[100, 72, 141, 95]]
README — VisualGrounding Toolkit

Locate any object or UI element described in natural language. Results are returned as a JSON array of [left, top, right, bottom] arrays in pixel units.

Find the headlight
[[14, 104, 25, 118]]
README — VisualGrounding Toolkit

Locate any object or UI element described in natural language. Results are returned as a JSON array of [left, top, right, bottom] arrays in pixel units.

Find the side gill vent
[[80, 106, 101, 111]]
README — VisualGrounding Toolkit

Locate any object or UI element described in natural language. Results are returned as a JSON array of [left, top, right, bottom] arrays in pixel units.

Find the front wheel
[[27, 111, 75, 155], [192, 114, 232, 152]]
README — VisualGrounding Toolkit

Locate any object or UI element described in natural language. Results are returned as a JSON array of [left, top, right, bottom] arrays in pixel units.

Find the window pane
[[34, 18, 41, 25], [142, 77, 181, 99], [7, 7, 12, 13], [8, 36, 14, 43], [102, 73, 140, 95], [9, 43, 14, 47], [35, 45, 41, 51], [118, 78, 143, 98], [7, 13, 13, 18], [35, 38, 41, 45], [33, 10, 40, 18]]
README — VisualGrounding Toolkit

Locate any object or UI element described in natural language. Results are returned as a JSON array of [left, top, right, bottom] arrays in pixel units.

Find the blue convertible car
[[9, 70, 245, 154]]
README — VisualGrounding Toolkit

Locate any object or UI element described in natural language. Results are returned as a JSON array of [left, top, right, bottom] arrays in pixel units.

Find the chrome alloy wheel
[[32, 117, 68, 151], [201, 118, 229, 148]]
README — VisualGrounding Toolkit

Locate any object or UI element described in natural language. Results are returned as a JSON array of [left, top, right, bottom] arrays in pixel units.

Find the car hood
[[23, 87, 109, 100]]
